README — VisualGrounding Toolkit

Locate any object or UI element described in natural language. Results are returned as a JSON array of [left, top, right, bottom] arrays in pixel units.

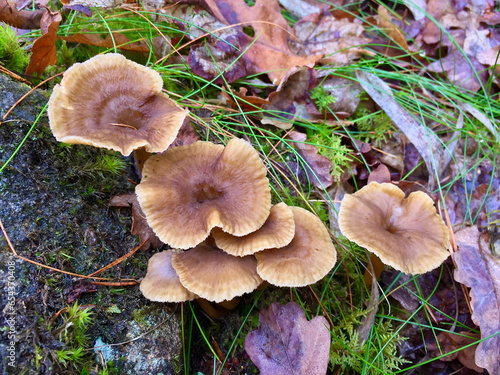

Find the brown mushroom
[[338, 182, 450, 275], [255, 206, 337, 287], [211, 202, 295, 257], [139, 251, 196, 302], [48, 53, 189, 156], [135, 138, 271, 249], [171, 243, 262, 303]]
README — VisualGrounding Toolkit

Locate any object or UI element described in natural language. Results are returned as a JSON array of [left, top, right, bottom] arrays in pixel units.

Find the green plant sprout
[[52, 302, 94, 369]]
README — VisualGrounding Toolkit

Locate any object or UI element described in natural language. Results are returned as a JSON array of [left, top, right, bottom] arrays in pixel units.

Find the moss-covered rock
[[0, 73, 182, 374]]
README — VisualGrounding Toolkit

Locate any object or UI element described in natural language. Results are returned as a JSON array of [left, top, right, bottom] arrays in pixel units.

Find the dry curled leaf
[[26, 10, 62, 77], [288, 131, 333, 189], [454, 226, 500, 375], [109, 194, 163, 251], [245, 302, 330, 375]]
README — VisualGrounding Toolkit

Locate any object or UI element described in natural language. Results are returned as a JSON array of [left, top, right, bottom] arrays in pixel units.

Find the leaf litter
[[454, 226, 500, 375]]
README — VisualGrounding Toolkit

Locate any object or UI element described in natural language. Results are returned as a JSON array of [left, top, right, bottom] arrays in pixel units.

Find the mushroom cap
[[255, 206, 337, 287], [338, 182, 450, 275], [136, 138, 272, 249], [48, 53, 189, 156], [212, 202, 295, 257], [172, 244, 263, 303], [139, 251, 196, 302]]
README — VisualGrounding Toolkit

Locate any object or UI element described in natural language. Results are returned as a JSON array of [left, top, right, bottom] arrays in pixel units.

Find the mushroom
[[139, 251, 196, 302], [135, 138, 272, 249], [171, 243, 263, 303], [255, 206, 337, 287], [211, 202, 295, 257], [338, 182, 450, 275], [48, 53, 189, 156]]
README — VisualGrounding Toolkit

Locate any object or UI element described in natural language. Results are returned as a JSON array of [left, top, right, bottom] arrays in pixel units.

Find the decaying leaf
[[262, 67, 316, 128], [109, 194, 163, 251], [0, 0, 44, 29], [356, 70, 446, 190], [293, 12, 371, 66], [454, 226, 500, 375], [288, 131, 333, 189], [26, 10, 62, 77], [180, 0, 321, 85], [417, 0, 497, 92], [245, 302, 330, 375]]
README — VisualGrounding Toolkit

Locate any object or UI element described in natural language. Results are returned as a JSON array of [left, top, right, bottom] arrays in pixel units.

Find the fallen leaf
[[26, 10, 62, 77], [293, 12, 371, 66], [0, 0, 44, 29], [182, 0, 321, 85], [262, 67, 316, 128], [367, 164, 391, 184], [221, 87, 271, 112], [109, 194, 163, 251], [288, 131, 333, 189], [377, 6, 410, 53], [245, 302, 330, 375], [356, 70, 446, 190], [417, 0, 495, 92], [61, 32, 151, 53], [454, 226, 500, 375]]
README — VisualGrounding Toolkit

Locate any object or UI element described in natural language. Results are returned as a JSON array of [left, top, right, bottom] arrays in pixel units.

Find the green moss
[[353, 107, 396, 144], [329, 318, 410, 374], [310, 132, 352, 181], [0, 24, 29, 72]]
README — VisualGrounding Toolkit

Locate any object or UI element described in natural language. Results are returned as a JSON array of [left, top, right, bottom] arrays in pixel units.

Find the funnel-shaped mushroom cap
[[212, 202, 295, 257], [140, 251, 196, 302], [255, 206, 337, 287], [172, 244, 262, 303], [48, 53, 189, 156], [136, 138, 272, 249], [338, 182, 450, 275]]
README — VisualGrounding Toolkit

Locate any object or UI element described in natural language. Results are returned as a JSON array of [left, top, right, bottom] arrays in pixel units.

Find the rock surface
[[0, 73, 182, 374]]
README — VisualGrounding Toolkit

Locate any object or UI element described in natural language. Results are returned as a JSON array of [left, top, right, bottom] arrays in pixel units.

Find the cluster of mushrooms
[[47, 53, 450, 306], [47, 53, 337, 303]]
